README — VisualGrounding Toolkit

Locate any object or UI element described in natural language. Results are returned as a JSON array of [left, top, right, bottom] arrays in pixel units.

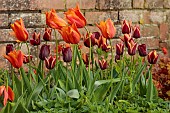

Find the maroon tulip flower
[[116, 43, 124, 55], [127, 39, 137, 56], [99, 59, 108, 70], [43, 28, 52, 41], [122, 20, 131, 34], [138, 44, 147, 57], [115, 54, 120, 63], [84, 32, 100, 48], [133, 26, 140, 38], [39, 44, 50, 60], [62, 46, 72, 62], [45, 56, 56, 69], [23, 55, 33, 64], [30, 32, 41, 46], [147, 50, 158, 64], [6, 44, 13, 55]]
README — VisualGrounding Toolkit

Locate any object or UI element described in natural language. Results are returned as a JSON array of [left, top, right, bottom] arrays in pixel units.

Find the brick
[[119, 10, 142, 23], [9, 13, 44, 27], [0, 0, 8, 10], [0, 29, 15, 41], [141, 11, 151, 24], [138, 37, 159, 49], [149, 11, 166, 24], [66, 0, 96, 9], [160, 23, 169, 41], [85, 12, 111, 25], [140, 24, 159, 37], [110, 11, 119, 21], [133, 0, 144, 8], [8, 0, 31, 10], [115, 25, 122, 38], [0, 14, 8, 27], [164, 0, 170, 8], [30, 0, 65, 10], [110, 0, 132, 9], [145, 0, 164, 9], [97, 0, 110, 9]]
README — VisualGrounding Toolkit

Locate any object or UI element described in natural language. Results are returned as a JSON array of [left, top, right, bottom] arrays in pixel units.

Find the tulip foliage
[[0, 4, 169, 113]]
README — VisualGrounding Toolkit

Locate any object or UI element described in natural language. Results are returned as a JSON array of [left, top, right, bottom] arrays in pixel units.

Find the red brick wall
[[0, 0, 170, 68]]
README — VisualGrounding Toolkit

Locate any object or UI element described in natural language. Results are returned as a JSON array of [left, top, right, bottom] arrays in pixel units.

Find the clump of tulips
[[1, 4, 168, 113]]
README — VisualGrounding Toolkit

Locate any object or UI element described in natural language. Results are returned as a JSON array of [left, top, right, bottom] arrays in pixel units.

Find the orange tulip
[[65, 4, 86, 28], [58, 23, 81, 44], [4, 50, 24, 68], [10, 18, 28, 42], [46, 9, 67, 29], [96, 18, 116, 39], [97, 36, 111, 52], [0, 86, 14, 106]]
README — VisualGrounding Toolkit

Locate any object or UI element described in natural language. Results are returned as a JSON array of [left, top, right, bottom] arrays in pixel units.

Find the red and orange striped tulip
[[45, 56, 56, 69], [0, 86, 14, 106], [116, 43, 124, 55], [127, 39, 137, 56], [30, 32, 41, 46], [133, 26, 140, 38], [46, 9, 67, 29], [58, 23, 81, 44], [122, 20, 131, 34], [99, 59, 108, 70], [97, 18, 116, 39], [65, 4, 86, 28], [147, 50, 158, 64], [23, 55, 33, 64], [4, 50, 24, 68], [11, 18, 28, 42], [43, 28, 52, 41]]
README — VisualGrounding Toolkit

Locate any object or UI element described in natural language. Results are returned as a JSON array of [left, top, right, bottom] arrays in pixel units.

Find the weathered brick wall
[[0, 0, 170, 68]]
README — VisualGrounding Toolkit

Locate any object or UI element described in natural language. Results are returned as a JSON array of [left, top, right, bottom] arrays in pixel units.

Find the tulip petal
[[7, 86, 14, 101]]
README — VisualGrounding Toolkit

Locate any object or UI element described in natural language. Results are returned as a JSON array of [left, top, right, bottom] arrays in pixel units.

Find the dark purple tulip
[[43, 28, 52, 41], [30, 32, 41, 46], [45, 56, 56, 69], [62, 47, 72, 62], [138, 44, 147, 57], [6, 44, 13, 55], [39, 44, 50, 60], [116, 43, 124, 55]]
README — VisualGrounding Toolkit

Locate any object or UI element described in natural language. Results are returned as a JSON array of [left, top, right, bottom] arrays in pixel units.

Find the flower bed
[[0, 4, 170, 113]]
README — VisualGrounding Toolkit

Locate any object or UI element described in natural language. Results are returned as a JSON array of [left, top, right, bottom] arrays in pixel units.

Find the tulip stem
[[26, 41, 31, 81], [54, 29, 59, 83]]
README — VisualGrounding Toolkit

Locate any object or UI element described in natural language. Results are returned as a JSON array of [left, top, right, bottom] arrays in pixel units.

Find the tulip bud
[[162, 47, 168, 55], [62, 46, 72, 62], [23, 55, 33, 64], [147, 50, 158, 64], [127, 39, 137, 56], [45, 56, 56, 69], [43, 28, 52, 41], [99, 59, 108, 70], [138, 44, 147, 57], [30, 32, 41, 46], [82, 53, 89, 66], [39, 44, 50, 60], [116, 43, 124, 55], [115, 54, 120, 63], [133, 26, 140, 38], [6, 44, 13, 55], [122, 20, 131, 34]]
